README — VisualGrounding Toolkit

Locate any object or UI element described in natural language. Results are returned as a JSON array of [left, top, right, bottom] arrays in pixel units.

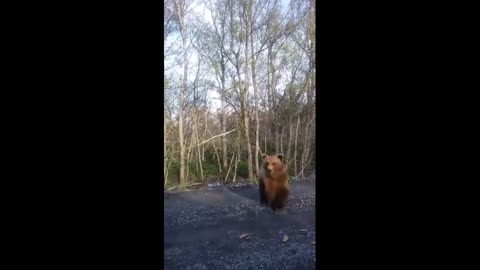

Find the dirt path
[[164, 179, 316, 270]]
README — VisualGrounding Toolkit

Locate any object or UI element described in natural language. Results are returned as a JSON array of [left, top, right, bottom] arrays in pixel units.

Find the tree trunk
[[266, 45, 274, 153], [243, 5, 254, 181], [205, 118, 223, 178], [267, 45, 279, 154], [264, 131, 267, 154], [287, 117, 293, 161], [202, 106, 208, 162], [301, 120, 309, 178], [224, 149, 236, 183], [197, 140, 204, 182], [212, 141, 222, 176], [274, 125, 279, 154], [165, 159, 173, 187], [194, 111, 204, 182], [175, 0, 188, 185], [243, 93, 254, 181], [248, 0, 260, 174], [221, 80, 228, 181], [179, 67, 186, 185], [294, 115, 300, 176], [280, 125, 284, 155], [185, 129, 195, 183], [233, 148, 239, 183]]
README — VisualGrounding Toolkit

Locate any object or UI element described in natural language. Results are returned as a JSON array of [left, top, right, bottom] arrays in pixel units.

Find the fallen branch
[[188, 182, 202, 187], [165, 182, 202, 192], [189, 129, 237, 150], [165, 186, 177, 192], [167, 129, 237, 156]]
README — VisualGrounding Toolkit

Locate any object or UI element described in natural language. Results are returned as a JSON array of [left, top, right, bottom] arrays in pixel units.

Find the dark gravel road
[[164, 179, 316, 270]]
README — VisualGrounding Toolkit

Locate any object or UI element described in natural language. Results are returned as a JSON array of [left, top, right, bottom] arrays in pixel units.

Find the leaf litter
[[239, 233, 253, 240]]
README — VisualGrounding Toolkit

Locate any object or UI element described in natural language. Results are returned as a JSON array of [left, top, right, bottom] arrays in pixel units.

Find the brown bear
[[257, 153, 289, 211]]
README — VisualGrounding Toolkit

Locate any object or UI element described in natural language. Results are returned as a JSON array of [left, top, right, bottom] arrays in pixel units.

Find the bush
[[202, 160, 220, 177], [187, 160, 199, 181], [236, 160, 249, 178], [164, 157, 226, 186], [166, 161, 180, 184]]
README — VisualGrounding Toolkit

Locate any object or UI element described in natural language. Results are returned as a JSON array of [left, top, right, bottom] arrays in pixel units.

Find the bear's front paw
[[269, 202, 277, 212]]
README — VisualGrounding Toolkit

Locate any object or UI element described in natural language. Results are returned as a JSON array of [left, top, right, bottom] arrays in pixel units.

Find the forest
[[164, 0, 315, 189]]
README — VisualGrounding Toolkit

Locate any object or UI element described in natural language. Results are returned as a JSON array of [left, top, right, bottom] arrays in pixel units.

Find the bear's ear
[[277, 154, 284, 162], [261, 153, 268, 159]]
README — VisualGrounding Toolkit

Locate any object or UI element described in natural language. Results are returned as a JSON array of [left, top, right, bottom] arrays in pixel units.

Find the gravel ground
[[164, 179, 316, 270]]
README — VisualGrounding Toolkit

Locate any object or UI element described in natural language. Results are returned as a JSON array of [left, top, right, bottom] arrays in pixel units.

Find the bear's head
[[261, 153, 287, 177]]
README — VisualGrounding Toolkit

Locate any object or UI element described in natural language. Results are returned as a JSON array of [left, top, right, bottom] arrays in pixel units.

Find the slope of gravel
[[164, 179, 316, 270]]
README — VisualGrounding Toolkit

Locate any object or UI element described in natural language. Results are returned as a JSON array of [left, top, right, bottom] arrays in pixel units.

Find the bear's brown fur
[[257, 153, 289, 211]]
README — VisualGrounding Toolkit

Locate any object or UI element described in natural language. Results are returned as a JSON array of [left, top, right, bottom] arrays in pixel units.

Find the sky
[[164, 0, 291, 113], [164, 0, 219, 111]]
